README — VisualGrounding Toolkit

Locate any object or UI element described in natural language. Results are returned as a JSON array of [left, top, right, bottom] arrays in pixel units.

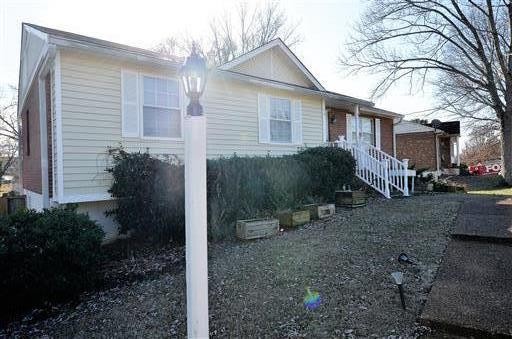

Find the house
[[18, 23, 408, 239], [395, 120, 461, 175]]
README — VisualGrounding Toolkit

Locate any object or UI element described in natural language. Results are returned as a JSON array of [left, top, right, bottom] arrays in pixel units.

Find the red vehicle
[[468, 161, 502, 176]]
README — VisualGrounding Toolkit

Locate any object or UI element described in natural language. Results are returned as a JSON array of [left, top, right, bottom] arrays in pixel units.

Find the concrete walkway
[[420, 195, 512, 337]]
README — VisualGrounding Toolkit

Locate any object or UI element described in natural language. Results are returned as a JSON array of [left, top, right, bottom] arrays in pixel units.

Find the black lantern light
[[180, 46, 207, 116]]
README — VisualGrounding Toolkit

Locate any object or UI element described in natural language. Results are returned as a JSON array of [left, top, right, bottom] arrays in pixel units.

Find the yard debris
[[0, 194, 465, 338]]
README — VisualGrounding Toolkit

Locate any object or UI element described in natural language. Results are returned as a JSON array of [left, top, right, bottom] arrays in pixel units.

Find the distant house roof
[[395, 120, 460, 135], [427, 121, 460, 135]]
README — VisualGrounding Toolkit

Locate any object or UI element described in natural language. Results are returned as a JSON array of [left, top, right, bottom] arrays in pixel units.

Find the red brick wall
[[328, 109, 347, 142], [396, 132, 437, 169], [21, 81, 42, 194], [327, 109, 394, 155], [379, 117, 394, 155]]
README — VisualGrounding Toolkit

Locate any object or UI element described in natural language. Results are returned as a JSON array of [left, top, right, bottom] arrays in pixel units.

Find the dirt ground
[[1, 194, 465, 338]]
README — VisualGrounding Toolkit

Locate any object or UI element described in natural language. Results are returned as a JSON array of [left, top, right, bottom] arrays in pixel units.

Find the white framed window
[[142, 76, 181, 138], [352, 116, 375, 145], [258, 94, 302, 145], [269, 97, 292, 143]]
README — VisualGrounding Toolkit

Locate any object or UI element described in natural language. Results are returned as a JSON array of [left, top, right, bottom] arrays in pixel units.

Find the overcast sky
[[1, 0, 455, 132]]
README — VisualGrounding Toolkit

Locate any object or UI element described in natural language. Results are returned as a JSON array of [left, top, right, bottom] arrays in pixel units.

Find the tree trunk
[[501, 108, 512, 183]]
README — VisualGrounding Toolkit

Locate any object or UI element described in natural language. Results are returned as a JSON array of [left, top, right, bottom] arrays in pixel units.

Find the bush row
[[108, 147, 355, 241]]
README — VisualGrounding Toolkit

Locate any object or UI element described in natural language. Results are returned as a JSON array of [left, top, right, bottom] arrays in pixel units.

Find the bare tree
[[154, 1, 301, 65], [0, 86, 19, 180], [461, 122, 501, 164], [341, 1, 512, 182]]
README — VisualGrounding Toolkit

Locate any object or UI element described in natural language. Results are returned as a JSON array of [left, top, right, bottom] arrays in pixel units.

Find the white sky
[[0, 0, 464, 142]]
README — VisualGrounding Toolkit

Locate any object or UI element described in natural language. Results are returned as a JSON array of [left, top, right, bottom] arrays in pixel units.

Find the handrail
[[333, 137, 412, 198]]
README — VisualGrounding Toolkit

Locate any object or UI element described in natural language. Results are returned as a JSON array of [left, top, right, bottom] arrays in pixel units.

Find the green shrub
[[108, 146, 355, 241], [0, 206, 104, 315], [207, 155, 312, 239], [295, 147, 356, 201], [107, 149, 185, 243]]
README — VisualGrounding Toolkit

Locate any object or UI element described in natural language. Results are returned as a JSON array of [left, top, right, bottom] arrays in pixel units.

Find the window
[[269, 97, 291, 143], [25, 110, 30, 156], [352, 116, 375, 145], [142, 76, 181, 138]]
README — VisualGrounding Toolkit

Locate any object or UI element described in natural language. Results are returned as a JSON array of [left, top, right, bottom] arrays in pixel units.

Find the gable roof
[[218, 38, 325, 91]]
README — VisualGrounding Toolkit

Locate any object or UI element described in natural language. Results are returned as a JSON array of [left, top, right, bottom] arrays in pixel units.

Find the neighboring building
[[395, 120, 461, 174], [18, 23, 404, 239]]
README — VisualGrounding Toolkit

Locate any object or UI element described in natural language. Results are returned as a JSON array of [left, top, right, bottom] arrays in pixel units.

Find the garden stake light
[[181, 46, 209, 338], [398, 252, 416, 265], [391, 271, 406, 310]]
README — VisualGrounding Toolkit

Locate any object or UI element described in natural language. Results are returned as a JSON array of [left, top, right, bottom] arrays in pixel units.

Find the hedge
[[107, 146, 355, 241], [0, 206, 104, 316]]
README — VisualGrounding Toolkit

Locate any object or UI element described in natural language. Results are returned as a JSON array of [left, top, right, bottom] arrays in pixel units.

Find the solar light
[[398, 252, 416, 265], [391, 271, 406, 310]]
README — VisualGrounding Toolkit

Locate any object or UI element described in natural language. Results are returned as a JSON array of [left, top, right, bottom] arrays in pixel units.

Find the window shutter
[[292, 100, 302, 144], [121, 70, 139, 137], [375, 118, 381, 149], [258, 94, 270, 143], [346, 114, 353, 142]]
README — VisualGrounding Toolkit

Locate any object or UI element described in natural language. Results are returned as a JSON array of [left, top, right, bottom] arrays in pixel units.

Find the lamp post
[[180, 47, 209, 338]]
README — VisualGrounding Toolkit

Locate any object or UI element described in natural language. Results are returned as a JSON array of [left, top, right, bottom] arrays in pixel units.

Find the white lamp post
[[180, 47, 209, 338]]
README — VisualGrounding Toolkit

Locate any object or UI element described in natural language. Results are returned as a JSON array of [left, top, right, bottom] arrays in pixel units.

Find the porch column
[[435, 133, 440, 173], [354, 104, 360, 144], [456, 136, 460, 166]]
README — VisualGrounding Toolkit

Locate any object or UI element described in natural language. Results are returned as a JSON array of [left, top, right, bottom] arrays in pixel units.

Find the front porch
[[322, 101, 414, 198]]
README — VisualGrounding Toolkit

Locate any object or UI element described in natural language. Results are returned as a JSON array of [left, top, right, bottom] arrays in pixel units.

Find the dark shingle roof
[[24, 23, 183, 64]]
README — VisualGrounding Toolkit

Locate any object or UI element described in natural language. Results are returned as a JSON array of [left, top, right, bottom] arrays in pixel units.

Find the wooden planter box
[[305, 203, 335, 220], [335, 190, 368, 208], [0, 195, 26, 215], [318, 204, 335, 219], [236, 218, 279, 240], [278, 210, 310, 228]]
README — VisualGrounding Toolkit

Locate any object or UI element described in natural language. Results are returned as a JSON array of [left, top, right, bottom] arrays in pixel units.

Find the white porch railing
[[333, 137, 413, 198]]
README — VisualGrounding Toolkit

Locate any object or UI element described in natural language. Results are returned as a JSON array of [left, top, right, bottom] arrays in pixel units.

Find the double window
[[142, 76, 181, 138], [269, 97, 292, 143]]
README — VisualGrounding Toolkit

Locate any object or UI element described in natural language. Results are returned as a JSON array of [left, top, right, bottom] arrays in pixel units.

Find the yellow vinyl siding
[[231, 46, 314, 88], [59, 50, 323, 198]]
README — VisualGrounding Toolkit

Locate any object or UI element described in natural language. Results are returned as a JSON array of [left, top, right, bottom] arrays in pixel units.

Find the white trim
[[375, 118, 381, 150], [218, 39, 325, 91], [18, 44, 49, 115], [59, 192, 113, 204], [24, 189, 44, 211], [38, 76, 49, 208], [322, 99, 328, 142], [54, 50, 64, 202]]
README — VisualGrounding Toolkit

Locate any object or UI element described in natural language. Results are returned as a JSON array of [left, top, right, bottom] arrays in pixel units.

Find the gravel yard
[[2, 194, 465, 338]]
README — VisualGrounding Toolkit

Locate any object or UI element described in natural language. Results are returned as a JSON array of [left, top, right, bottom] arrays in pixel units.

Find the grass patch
[[469, 187, 512, 196]]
